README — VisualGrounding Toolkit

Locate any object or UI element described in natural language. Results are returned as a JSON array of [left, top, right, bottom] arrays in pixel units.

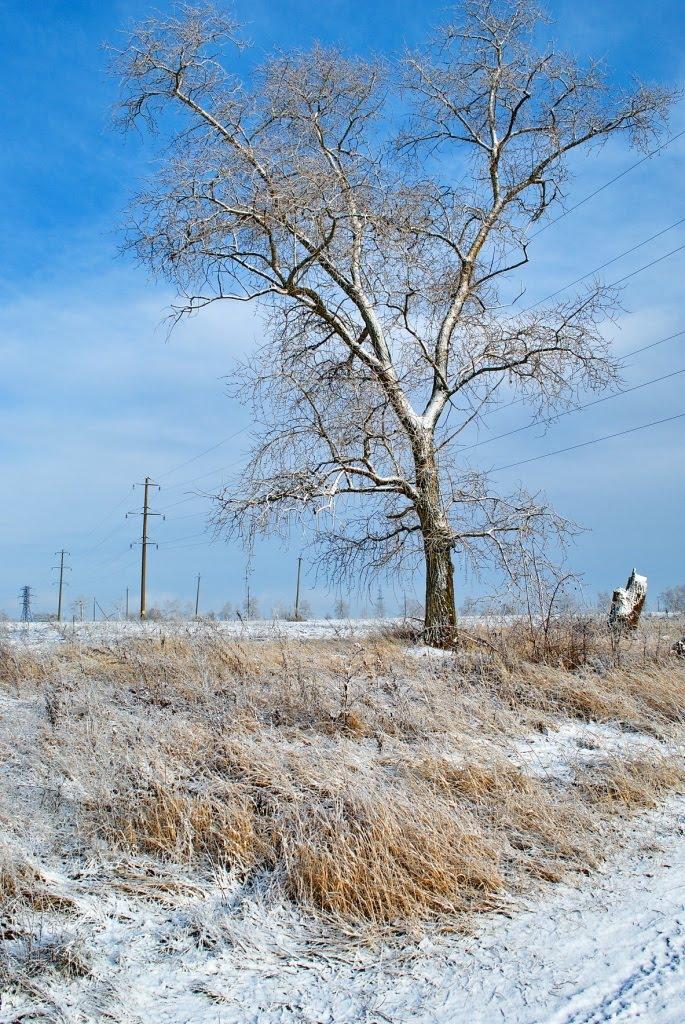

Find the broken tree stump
[[608, 569, 647, 631]]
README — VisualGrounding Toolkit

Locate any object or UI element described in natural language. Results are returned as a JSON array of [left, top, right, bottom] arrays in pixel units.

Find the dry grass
[[0, 845, 76, 916], [1, 620, 684, 931], [576, 756, 685, 810]]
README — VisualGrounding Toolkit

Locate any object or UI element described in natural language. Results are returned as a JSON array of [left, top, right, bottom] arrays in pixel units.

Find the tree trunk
[[413, 432, 457, 648], [423, 534, 457, 647]]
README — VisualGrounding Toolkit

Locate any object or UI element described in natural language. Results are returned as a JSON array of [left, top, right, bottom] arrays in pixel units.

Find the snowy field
[[1, 620, 684, 1023], [0, 616, 508, 649]]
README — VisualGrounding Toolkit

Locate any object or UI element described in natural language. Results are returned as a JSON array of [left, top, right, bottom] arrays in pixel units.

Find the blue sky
[[0, 0, 684, 619]]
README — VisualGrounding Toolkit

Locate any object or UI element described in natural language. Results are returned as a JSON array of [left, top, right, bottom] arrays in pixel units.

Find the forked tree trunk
[[414, 434, 458, 648]]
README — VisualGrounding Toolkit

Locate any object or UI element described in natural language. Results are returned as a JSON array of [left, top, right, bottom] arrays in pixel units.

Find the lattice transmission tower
[[19, 586, 33, 622]]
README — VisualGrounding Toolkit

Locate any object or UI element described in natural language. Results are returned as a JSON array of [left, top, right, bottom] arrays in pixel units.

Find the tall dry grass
[[1, 620, 684, 930]]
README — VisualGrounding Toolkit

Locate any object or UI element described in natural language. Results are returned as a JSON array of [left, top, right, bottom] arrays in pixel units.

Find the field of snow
[[1, 620, 684, 1023], [2, 809, 684, 1024], [0, 615, 499, 649]]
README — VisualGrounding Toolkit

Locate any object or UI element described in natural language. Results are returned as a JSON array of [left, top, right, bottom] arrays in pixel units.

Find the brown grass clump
[[411, 757, 599, 883], [0, 846, 75, 916], [576, 757, 685, 811], [109, 777, 263, 869], [456, 656, 685, 734], [281, 791, 503, 922]]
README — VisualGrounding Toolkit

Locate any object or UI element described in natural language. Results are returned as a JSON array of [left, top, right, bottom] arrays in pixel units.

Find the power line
[[160, 538, 216, 553], [610, 242, 685, 287], [157, 425, 250, 481], [158, 530, 208, 546], [490, 410, 685, 474], [622, 327, 685, 362], [528, 128, 685, 241], [519, 215, 685, 314], [457, 365, 685, 454], [78, 490, 133, 542], [474, 326, 685, 424], [158, 452, 247, 501]]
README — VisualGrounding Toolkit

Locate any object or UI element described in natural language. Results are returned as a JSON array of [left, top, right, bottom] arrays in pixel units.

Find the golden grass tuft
[[109, 777, 263, 869], [281, 792, 503, 922], [576, 756, 685, 810], [0, 846, 76, 916]]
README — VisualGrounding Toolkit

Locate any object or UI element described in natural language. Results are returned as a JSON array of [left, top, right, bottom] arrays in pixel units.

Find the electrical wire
[[490, 410, 685, 474], [456, 365, 685, 454], [528, 128, 685, 241], [519, 216, 685, 314]]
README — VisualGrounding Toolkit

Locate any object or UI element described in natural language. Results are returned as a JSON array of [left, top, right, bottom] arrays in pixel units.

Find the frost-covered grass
[[1, 621, 684, 1020]]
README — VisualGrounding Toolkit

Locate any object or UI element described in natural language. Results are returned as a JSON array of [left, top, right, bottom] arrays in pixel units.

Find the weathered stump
[[672, 637, 685, 658], [608, 569, 647, 631]]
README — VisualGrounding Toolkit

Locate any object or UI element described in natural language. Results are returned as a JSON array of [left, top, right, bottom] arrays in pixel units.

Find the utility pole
[[92, 597, 96, 622], [53, 549, 70, 623], [125, 587, 129, 620], [195, 573, 201, 617], [128, 477, 162, 620], [19, 586, 33, 622], [294, 556, 302, 620]]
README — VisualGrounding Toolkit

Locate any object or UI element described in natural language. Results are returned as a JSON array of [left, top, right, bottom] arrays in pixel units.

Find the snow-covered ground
[[2, 619, 684, 1023], [0, 616, 491, 649], [2, 794, 683, 1023]]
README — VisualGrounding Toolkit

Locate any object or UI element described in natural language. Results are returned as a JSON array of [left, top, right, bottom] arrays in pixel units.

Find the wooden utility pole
[[128, 477, 161, 620], [125, 587, 129, 620], [294, 556, 302, 620], [195, 573, 201, 617], [54, 549, 70, 623]]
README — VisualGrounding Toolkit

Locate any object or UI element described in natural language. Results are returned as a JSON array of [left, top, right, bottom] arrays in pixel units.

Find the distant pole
[[140, 478, 151, 620], [195, 573, 201, 617], [54, 549, 70, 623], [246, 584, 251, 619], [129, 477, 161, 620], [92, 597, 96, 622], [294, 556, 302, 619], [77, 599, 84, 622], [125, 587, 129, 619]]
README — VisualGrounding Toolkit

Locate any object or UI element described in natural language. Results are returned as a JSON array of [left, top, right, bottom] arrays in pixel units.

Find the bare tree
[[333, 596, 350, 619], [660, 584, 685, 615], [112, 1, 673, 645]]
